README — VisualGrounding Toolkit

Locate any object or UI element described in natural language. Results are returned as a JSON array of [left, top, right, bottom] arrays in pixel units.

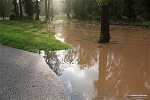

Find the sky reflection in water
[[43, 20, 150, 100]]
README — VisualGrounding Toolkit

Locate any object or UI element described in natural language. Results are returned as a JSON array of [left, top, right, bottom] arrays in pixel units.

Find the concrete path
[[0, 45, 68, 100]]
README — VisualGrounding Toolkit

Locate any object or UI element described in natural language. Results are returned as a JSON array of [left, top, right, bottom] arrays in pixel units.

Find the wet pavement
[[0, 45, 68, 100], [45, 20, 150, 100]]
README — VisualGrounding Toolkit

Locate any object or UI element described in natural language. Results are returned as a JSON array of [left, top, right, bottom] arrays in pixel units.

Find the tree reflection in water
[[40, 49, 78, 76], [40, 50, 62, 76], [93, 44, 150, 99], [43, 20, 150, 99]]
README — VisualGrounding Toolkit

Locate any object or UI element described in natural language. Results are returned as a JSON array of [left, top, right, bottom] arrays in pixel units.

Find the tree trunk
[[45, 0, 48, 20], [67, 7, 70, 19], [2, 12, 5, 20], [51, 0, 53, 21], [99, 3, 110, 43], [82, 0, 85, 20], [66, 0, 71, 19], [13, 0, 19, 16], [36, 0, 39, 20], [19, 0, 23, 18], [48, 0, 50, 19]]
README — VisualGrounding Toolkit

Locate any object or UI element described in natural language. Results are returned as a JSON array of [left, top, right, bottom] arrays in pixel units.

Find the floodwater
[[45, 20, 150, 100]]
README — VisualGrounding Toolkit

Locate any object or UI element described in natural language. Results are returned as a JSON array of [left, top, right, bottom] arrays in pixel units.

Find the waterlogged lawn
[[0, 20, 71, 52]]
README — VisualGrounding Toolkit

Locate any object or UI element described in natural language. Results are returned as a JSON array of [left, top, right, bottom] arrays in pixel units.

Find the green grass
[[39, 16, 46, 21], [53, 14, 68, 20], [0, 17, 9, 20], [39, 15, 68, 21], [0, 19, 71, 52]]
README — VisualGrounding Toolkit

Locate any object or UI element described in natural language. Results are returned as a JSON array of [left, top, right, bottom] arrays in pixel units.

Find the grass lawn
[[0, 19, 71, 52]]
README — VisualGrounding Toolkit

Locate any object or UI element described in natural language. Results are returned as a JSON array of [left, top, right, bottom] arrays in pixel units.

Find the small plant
[[98, 32, 104, 43], [98, 31, 110, 43]]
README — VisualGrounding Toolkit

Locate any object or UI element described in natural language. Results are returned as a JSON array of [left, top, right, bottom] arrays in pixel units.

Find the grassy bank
[[0, 20, 71, 52]]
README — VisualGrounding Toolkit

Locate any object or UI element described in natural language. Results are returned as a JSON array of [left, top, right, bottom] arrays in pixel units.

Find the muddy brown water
[[44, 20, 150, 100]]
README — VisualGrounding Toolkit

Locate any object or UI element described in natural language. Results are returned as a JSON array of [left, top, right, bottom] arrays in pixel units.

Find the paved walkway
[[0, 45, 68, 100]]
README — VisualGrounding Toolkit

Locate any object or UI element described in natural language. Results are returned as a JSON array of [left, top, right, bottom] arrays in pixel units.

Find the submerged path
[[46, 20, 150, 99], [0, 45, 68, 100]]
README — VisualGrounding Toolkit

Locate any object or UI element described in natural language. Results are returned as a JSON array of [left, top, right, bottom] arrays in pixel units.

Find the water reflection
[[40, 47, 99, 99], [45, 51, 62, 76], [94, 44, 150, 99], [44, 20, 150, 99]]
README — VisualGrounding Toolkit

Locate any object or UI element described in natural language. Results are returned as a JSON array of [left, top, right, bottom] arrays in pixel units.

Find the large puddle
[[44, 20, 150, 99]]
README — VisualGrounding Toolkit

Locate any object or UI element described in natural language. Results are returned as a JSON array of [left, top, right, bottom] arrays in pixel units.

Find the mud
[[45, 20, 150, 100]]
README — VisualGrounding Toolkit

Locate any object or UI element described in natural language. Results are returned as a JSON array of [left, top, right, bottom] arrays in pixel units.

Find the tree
[[123, 0, 136, 22], [35, 0, 40, 20], [45, 0, 49, 20], [23, 0, 34, 19], [47, 0, 50, 20], [0, 0, 7, 19], [50, 0, 54, 21], [71, 0, 100, 20], [0, 0, 5, 19], [13, 0, 19, 16], [97, 0, 110, 43], [71, 0, 87, 20], [110, 0, 123, 21], [19, 0, 23, 18], [66, 0, 71, 19], [135, 0, 150, 21]]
